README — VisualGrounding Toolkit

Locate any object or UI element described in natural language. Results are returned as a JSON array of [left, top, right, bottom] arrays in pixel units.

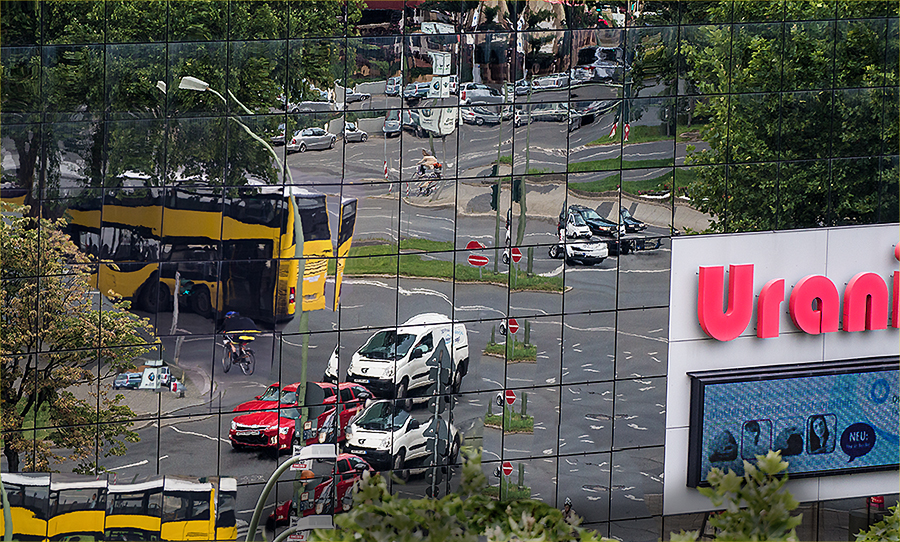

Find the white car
[[343, 122, 368, 142], [548, 227, 609, 265], [343, 400, 461, 480], [286, 127, 336, 153]]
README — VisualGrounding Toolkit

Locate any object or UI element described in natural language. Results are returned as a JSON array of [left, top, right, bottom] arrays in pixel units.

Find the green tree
[[0, 202, 158, 474], [671, 451, 802, 542], [855, 504, 900, 542]]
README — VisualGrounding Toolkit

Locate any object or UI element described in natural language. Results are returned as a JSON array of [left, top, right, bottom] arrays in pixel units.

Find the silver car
[[343, 122, 368, 143], [286, 127, 336, 153]]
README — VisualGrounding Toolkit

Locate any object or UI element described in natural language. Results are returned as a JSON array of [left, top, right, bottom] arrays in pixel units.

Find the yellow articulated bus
[[0, 473, 50, 541], [210, 477, 237, 541], [160, 477, 218, 541], [104, 478, 164, 541], [60, 184, 356, 323], [48, 476, 107, 541]]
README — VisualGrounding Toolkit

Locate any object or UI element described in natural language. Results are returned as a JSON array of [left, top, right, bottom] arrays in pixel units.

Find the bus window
[[1, 473, 50, 541]]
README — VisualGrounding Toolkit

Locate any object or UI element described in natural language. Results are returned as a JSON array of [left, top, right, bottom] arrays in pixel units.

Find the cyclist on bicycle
[[221, 312, 260, 374]]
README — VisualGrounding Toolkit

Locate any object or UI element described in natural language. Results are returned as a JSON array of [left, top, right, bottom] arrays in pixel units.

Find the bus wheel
[[139, 279, 170, 313], [190, 285, 213, 318]]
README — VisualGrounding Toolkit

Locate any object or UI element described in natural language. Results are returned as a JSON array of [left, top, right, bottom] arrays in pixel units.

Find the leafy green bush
[[855, 504, 899, 542]]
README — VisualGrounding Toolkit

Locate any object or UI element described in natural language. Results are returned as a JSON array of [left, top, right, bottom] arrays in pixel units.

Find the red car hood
[[233, 399, 279, 412], [233, 411, 290, 428]]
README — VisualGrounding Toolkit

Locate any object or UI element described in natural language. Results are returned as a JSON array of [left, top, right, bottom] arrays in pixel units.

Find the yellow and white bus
[[62, 185, 355, 322], [0, 473, 50, 541], [104, 478, 164, 541], [210, 477, 237, 541], [48, 476, 107, 541]]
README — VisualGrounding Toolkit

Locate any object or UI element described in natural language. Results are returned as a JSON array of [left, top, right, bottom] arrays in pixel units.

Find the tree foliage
[[313, 449, 609, 542], [855, 504, 900, 542], [671, 450, 802, 542], [0, 202, 158, 473]]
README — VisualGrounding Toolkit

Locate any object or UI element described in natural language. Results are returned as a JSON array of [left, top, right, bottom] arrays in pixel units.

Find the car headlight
[[382, 365, 394, 379], [279, 426, 291, 435], [377, 437, 391, 450], [345, 425, 354, 438], [316, 503, 324, 514], [231, 420, 237, 431], [318, 431, 327, 443]]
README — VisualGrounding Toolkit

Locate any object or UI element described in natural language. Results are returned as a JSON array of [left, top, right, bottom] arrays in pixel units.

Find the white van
[[344, 314, 469, 402]]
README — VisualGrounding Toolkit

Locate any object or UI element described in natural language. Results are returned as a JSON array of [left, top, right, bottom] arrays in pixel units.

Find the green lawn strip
[[483, 340, 537, 362], [333, 242, 564, 292], [568, 156, 672, 173], [497, 155, 513, 165], [484, 485, 532, 500], [484, 406, 534, 433]]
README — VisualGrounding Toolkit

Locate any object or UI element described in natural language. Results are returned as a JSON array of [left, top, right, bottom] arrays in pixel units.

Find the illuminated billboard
[[687, 357, 898, 487]]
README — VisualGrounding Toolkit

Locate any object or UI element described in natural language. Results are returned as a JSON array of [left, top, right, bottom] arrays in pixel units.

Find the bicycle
[[223, 332, 257, 375]]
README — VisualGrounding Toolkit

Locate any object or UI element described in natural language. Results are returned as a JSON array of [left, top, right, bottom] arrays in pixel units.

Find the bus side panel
[[301, 239, 332, 312], [99, 262, 158, 302], [1, 509, 48, 541], [48, 510, 105, 540], [160, 519, 214, 541], [276, 258, 298, 319]]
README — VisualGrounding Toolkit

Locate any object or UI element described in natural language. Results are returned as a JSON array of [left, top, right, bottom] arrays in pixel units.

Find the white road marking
[[170, 425, 229, 443]]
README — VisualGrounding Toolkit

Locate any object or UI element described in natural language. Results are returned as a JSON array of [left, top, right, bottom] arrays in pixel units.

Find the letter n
[[789, 275, 840, 334], [698, 264, 754, 341], [843, 272, 888, 331]]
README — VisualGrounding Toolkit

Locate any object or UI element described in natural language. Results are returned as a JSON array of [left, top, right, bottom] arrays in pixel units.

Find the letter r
[[757, 279, 785, 338], [698, 264, 754, 341]]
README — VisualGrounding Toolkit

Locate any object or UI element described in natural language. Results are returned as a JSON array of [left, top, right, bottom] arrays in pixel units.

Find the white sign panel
[[426, 77, 450, 98], [664, 224, 900, 515], [429, 52, 452, 76]]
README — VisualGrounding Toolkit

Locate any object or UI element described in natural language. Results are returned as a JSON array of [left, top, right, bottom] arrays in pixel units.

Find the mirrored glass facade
[[1, 1, 897, 540]]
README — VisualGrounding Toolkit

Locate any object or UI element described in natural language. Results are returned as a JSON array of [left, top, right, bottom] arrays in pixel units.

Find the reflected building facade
[[1, 1, 898, 541]]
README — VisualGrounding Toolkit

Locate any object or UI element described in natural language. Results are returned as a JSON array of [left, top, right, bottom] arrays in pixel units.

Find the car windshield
[[386, 110, 399, 122], [354, 402, 409, 431], [358, 331, 416, 361], [346, 123, 356, 130], [259, 386, 279, 401], [580, 208, 602, 221], [571, 213, 587, 226], [621, 207, 634, 219]]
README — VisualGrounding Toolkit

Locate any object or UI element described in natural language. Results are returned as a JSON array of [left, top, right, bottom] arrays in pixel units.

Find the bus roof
[[215, 477, 237, 492], [51, 479, 108, 490], [2, 473, 50, 486], [108, 479, 165, 493], [164, 477, 212, 492]]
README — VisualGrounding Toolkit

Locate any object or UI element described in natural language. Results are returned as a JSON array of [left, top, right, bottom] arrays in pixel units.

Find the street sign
[[507, 318, 519, 334], [468, 254, 489, 267], [429, 51, 452, 75], [505, 389, 516, 405], [466, 240, 486, 250], [502, 461, 513, 476], [510, 247, 522, 263]]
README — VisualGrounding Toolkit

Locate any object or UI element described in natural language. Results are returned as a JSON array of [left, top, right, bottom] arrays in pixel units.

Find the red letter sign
[[843, 272, 889, 331], [757, 279, 785, 338], [789, 275, 840, 334], [698, 264, 754, 341]]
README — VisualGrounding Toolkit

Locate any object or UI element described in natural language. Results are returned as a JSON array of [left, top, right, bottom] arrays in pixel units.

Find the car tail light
[[291, 138, 296, 145], [289, 287, 295, 304], [461, 90, 466, 101]]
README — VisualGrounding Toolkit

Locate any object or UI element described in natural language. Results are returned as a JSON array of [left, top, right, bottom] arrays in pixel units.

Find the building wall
[[1, 1, 897, 540]]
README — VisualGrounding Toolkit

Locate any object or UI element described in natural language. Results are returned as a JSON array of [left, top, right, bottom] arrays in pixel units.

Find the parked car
[[343, 122, 368, 142], [401, 110, 424, 137], [459, 82, 502, 105], [270, 123, 287, 146], [286, 127, 336, 153], [460, 106, 501, 126], [344, 400, 461, 478], [548, 226, 609, 265], [345, 88, 371, 104], [233, 381, 337, 413], [229, 382, 371, 451], [448, 74, 458, 95], [403, 82, 430, 101], [113, 372, 142, 390], [383, 110, 401, 137], [385, 76, 402, 96], [266, 454, 374, 528], [514, 102, 570, 127], [565, 205, 630, 255], [620, 206, 647, 232], [572, 46, 626, 83], [532, 73, 569, 90]]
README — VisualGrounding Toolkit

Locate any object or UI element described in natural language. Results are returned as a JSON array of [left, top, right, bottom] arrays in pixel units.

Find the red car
[[229, 383, 373, 451], [233, 381, 337, 413], [266, 454, 374, 529]]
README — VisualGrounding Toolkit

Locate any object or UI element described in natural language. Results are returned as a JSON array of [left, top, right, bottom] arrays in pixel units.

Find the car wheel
[[396, 379, 411, 411], [566, 255, 575, 265], [329, 138, 335, 149], [393, 450, 409, 481], [299, 143, 307, 153], [361, 133, 368, 142], [549, 245, 560, 259], [501, 252, 510, 265], [475, 117, 484, 126], [452, 367, 464, 394], [139, 277, 170, 313], [450, 436, 461, 464]]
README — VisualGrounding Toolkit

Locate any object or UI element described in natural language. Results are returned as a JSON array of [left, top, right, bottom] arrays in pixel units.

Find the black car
[[619, 207, 647, 233], [564, 205, 632, 255]]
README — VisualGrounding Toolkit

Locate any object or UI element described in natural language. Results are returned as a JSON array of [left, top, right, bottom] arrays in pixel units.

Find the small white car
[[549, 227, 609, 266], [343, 400, 461, 480]]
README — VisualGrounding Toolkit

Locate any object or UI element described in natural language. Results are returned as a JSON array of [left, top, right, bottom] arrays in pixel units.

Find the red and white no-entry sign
[[501, 461, 513, 476], [468, 254, 489, 267], [506, 318, 519, 334], [466, 240, 486, 250], [505, 389, 516, 405], [510, 247, 522, 263]]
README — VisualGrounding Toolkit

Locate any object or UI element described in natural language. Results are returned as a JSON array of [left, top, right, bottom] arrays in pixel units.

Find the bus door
[[105, 477, 164, 541], [161, 477, 214, 541], [0, 473, 49, 541], [333, 198, 357, 310], [48, 475, 108, 541], [210, 477, 237, 541], [294, 193, 332, 312]]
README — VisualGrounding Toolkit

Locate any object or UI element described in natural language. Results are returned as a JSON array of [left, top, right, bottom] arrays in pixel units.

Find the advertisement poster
[[688, 359, 899, 487]]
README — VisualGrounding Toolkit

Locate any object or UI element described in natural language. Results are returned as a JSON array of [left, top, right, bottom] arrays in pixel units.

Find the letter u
[[698, 264, 755, 341]]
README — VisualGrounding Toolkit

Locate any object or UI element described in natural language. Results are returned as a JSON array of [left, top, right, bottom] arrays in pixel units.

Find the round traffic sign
[[502, 461, 513, 476], [510, 247, 522, 263], [507, 318, 519, 334], [468, 254, 489, 267], [505, 389, 516, 405], [466, 240, 486, 250]]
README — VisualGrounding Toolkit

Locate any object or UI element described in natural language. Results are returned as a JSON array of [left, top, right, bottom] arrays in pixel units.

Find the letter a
[[698, 264, 754, 341]]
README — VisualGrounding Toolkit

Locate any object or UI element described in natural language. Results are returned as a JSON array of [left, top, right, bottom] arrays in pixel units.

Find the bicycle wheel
[[241, 350, 256, 375], [222, 348, 233, 373]]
